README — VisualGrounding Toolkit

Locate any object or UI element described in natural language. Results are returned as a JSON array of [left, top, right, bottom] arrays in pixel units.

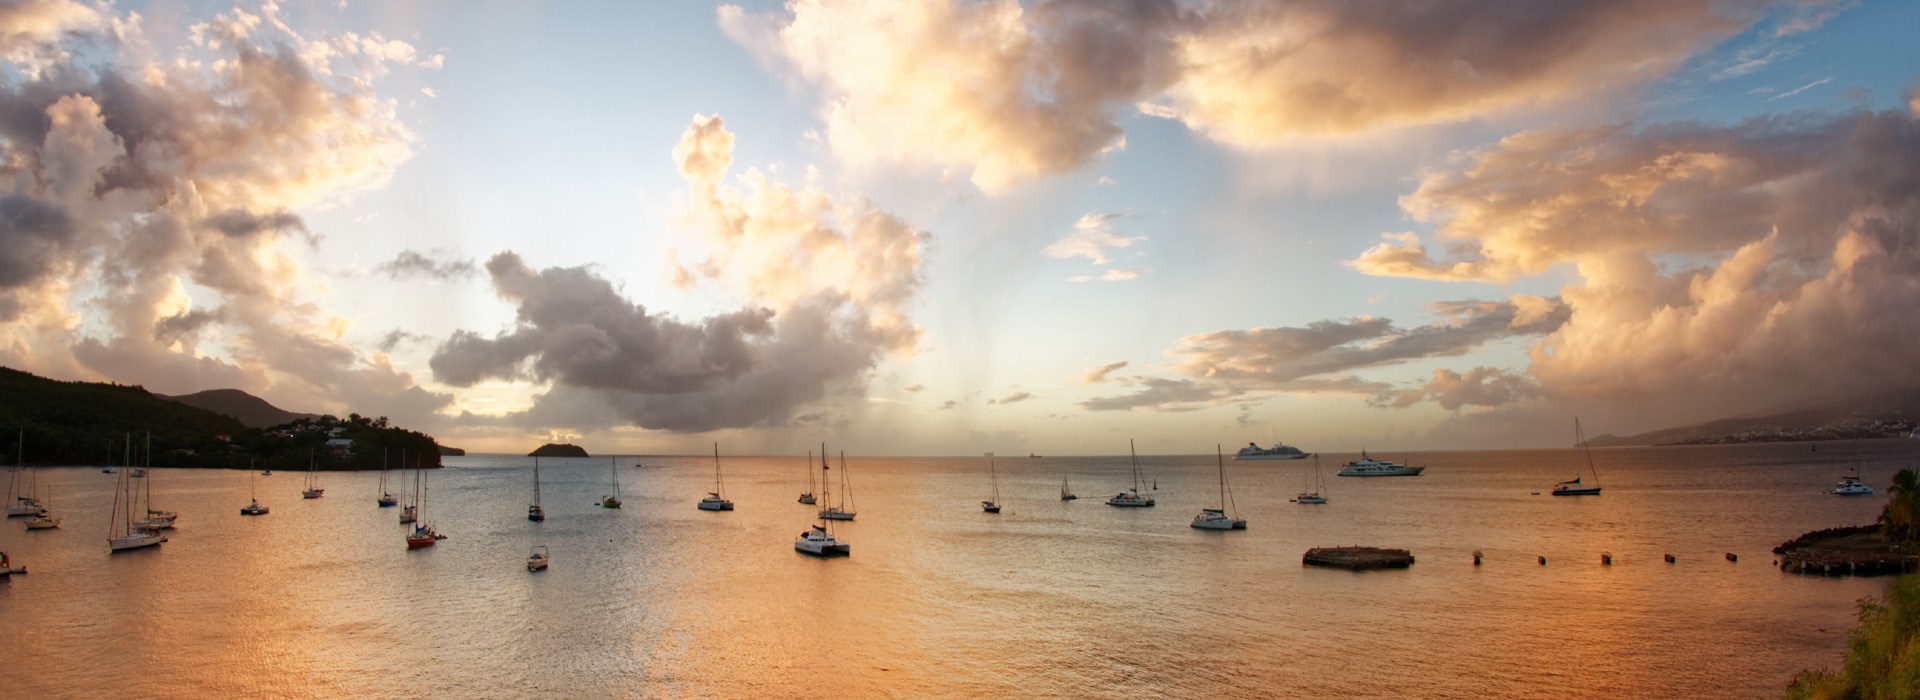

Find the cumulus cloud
[[432, 115, 930, 433], [724, 0, 1823, 187], [1353, 108, 1920, 430], [0, 1, 449, 427], [1370, 367, 1539, 410], [376, 249, 476, 280], [1083, 298, 1563, 411], [1081, 359, 1127, 384], [1044, 212, 1144, 265]]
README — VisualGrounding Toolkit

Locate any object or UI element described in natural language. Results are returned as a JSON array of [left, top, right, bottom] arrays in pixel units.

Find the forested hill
[[0, 366, 244, 466], [0, 366, 444, 470]]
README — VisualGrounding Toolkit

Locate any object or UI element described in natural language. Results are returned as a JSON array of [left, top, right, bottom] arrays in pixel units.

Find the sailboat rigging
[[528, 456, 546, 521]]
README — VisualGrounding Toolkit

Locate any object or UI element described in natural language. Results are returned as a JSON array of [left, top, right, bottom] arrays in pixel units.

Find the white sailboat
[[302, 449, 324, 498], [406, 468, 440, 549], [241, 460, 269, 516], [698, 443, 735, 511], [818, 447, 856, 520], [1192, 445, 1247, 530], [1295, 454, 1328, 504], [108, 436, 166, 552], [399, 451, 418, 524], [7, 430, 44, 517], [378, 447, 399, 507], [528, 455, 546, 521], [1551, 418, 1603, 496], [797, 450, 817, 505], [982, 457, 1002, 513], [601, 457, 622, 508], [1106, 440, 1155, 507], [24, 486, 60, 530], [134, 433, 176, 530]]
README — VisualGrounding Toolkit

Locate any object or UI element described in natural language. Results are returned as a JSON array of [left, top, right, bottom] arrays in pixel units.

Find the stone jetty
[[1774, 524, 1920, 577], [1303, 546, 1415, 570]]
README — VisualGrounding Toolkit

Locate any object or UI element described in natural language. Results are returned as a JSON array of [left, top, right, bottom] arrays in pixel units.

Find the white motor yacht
[[1336, 451, 1425, 477]]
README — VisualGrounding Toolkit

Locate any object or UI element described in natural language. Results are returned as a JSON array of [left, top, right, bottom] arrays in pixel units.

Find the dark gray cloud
[[1082, 298, 1562, 411], [376, 249, 477, 280], [202, 208, 308, 240], [431, 252, 909, 432], [375, 329, 429, 353], [0, 194, 76, 291], [990, 391, 1034, 405]]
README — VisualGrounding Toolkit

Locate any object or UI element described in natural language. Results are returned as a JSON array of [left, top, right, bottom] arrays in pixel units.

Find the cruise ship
[[1335, 452, 1425, 477], [1233, 442, 1310, 460]]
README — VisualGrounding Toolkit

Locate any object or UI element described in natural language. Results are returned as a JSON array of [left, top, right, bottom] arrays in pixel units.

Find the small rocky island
[[528, 443, 590, 457]]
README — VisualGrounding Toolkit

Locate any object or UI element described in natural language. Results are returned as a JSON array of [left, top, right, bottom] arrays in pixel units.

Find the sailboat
[[1192, 445, 1247, 529], [797, 450, 817, 505], [817, 446, 855, 520], [406, 468, 440, 549], [529, 456, 546, 521], [134, 434, 176, 530], [378, 448, 398, 507], [1106, 440, 1155, 507], [242, 460, 270, 515], [108, 436, 166, 552], [601, 457, 622, 508], [698, 443, 734, 511], [1552, 418, 1603, 496], [25, 486, 59, 529], [302, 449, 324, 499], [1294, 454, 1328, 504], [794, 519, 850, 556], [7, 430, 45, 517], [399, 452, 418, 524], [1060, 475, 1077, 501], [982, 457, 1002, 513]]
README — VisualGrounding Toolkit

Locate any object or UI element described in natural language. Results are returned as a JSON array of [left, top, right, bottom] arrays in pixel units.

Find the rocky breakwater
[[1774, 524, 1920, 576]]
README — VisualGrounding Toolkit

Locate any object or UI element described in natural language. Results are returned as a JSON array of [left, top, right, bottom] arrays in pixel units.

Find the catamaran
[[1552, 418, 1603, 496], [1192, 445, 1246, 530], [794, 521, 850, 556], [698, 443, 734, 511], [1106, 440, 1155, 507]]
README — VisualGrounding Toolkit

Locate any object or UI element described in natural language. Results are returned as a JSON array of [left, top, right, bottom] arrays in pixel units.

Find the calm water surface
[[2, 440, 1914, 698]]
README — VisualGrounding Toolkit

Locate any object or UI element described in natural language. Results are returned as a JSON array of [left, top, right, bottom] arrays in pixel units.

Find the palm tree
[[1881, 468, 1920, 542]]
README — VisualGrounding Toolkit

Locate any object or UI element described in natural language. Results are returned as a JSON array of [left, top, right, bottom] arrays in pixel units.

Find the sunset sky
[[2, 0, 1917, 455]]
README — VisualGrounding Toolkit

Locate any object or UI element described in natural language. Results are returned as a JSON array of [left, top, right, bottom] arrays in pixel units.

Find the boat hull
[[797, 495, 816, 504], [1552, 487, 1602, 496], [302, 490, 324, 499], [406, 538, 436, 549], [1336, 467, 1424, 477], [982, 502, 1001, 513], [1295, 495, 1327, 504], [697, 501, 734, 511], [378, 497, 399, 507], [818, 510, 855, 520], [794, 541, 851, 556], [108, 532, 167, 551], [241, 507, 268, 516], [1234, 453, 1310, 460], [1191, 518, 1247, 530], [25, 517, 59, 529], [527, 557, 548, 571]]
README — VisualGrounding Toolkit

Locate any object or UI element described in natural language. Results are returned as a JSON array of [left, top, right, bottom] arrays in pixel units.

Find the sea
[[1, 440, 1913, 698]]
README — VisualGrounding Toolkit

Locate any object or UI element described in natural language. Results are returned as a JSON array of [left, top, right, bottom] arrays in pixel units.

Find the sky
[[2, 0, 1918, 456]]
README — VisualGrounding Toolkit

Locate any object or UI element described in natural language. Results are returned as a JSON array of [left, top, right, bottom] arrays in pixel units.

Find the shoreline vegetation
[[1786, 468, 1920, 696], [0, 366, 446, 470]]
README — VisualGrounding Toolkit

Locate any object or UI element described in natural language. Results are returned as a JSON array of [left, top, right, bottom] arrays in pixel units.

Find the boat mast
[[840, 451, 852, 511], [1216, 444, 1226, 511], [1575, 417, 1600, 487], [1129, 439, 1141, 494], [712, 442, 723, 497], [533, 456, 542, 507], [819, 443, 831, 508], [988, 456, 999, 503]]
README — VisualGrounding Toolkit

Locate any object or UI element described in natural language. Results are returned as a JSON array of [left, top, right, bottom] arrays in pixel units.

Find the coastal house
[[325, 437, 354, 457]]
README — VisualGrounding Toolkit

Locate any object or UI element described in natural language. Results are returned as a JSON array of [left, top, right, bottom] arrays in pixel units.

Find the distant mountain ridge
[[1584, 388, 1920, 447], [167, 388, 318, 428]]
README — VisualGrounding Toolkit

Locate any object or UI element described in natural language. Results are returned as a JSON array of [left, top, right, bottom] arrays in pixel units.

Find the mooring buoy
[[1665, 554, 1676, 564], [1472, 549, 1483, 566], [1601, 553, 1613, 565], [1538, 556, 1547, 566], [1726, 552, 1738, 562]]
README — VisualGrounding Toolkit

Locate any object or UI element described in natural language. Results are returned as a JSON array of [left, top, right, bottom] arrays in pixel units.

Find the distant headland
[[529, 443, 590, 457]]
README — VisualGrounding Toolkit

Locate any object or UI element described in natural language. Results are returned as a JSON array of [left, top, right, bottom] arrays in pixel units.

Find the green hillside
[[0, 366, 443, 470]]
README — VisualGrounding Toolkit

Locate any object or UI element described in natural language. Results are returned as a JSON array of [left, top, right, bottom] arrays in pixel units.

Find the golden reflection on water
[[0, 441, 1905, 697]]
